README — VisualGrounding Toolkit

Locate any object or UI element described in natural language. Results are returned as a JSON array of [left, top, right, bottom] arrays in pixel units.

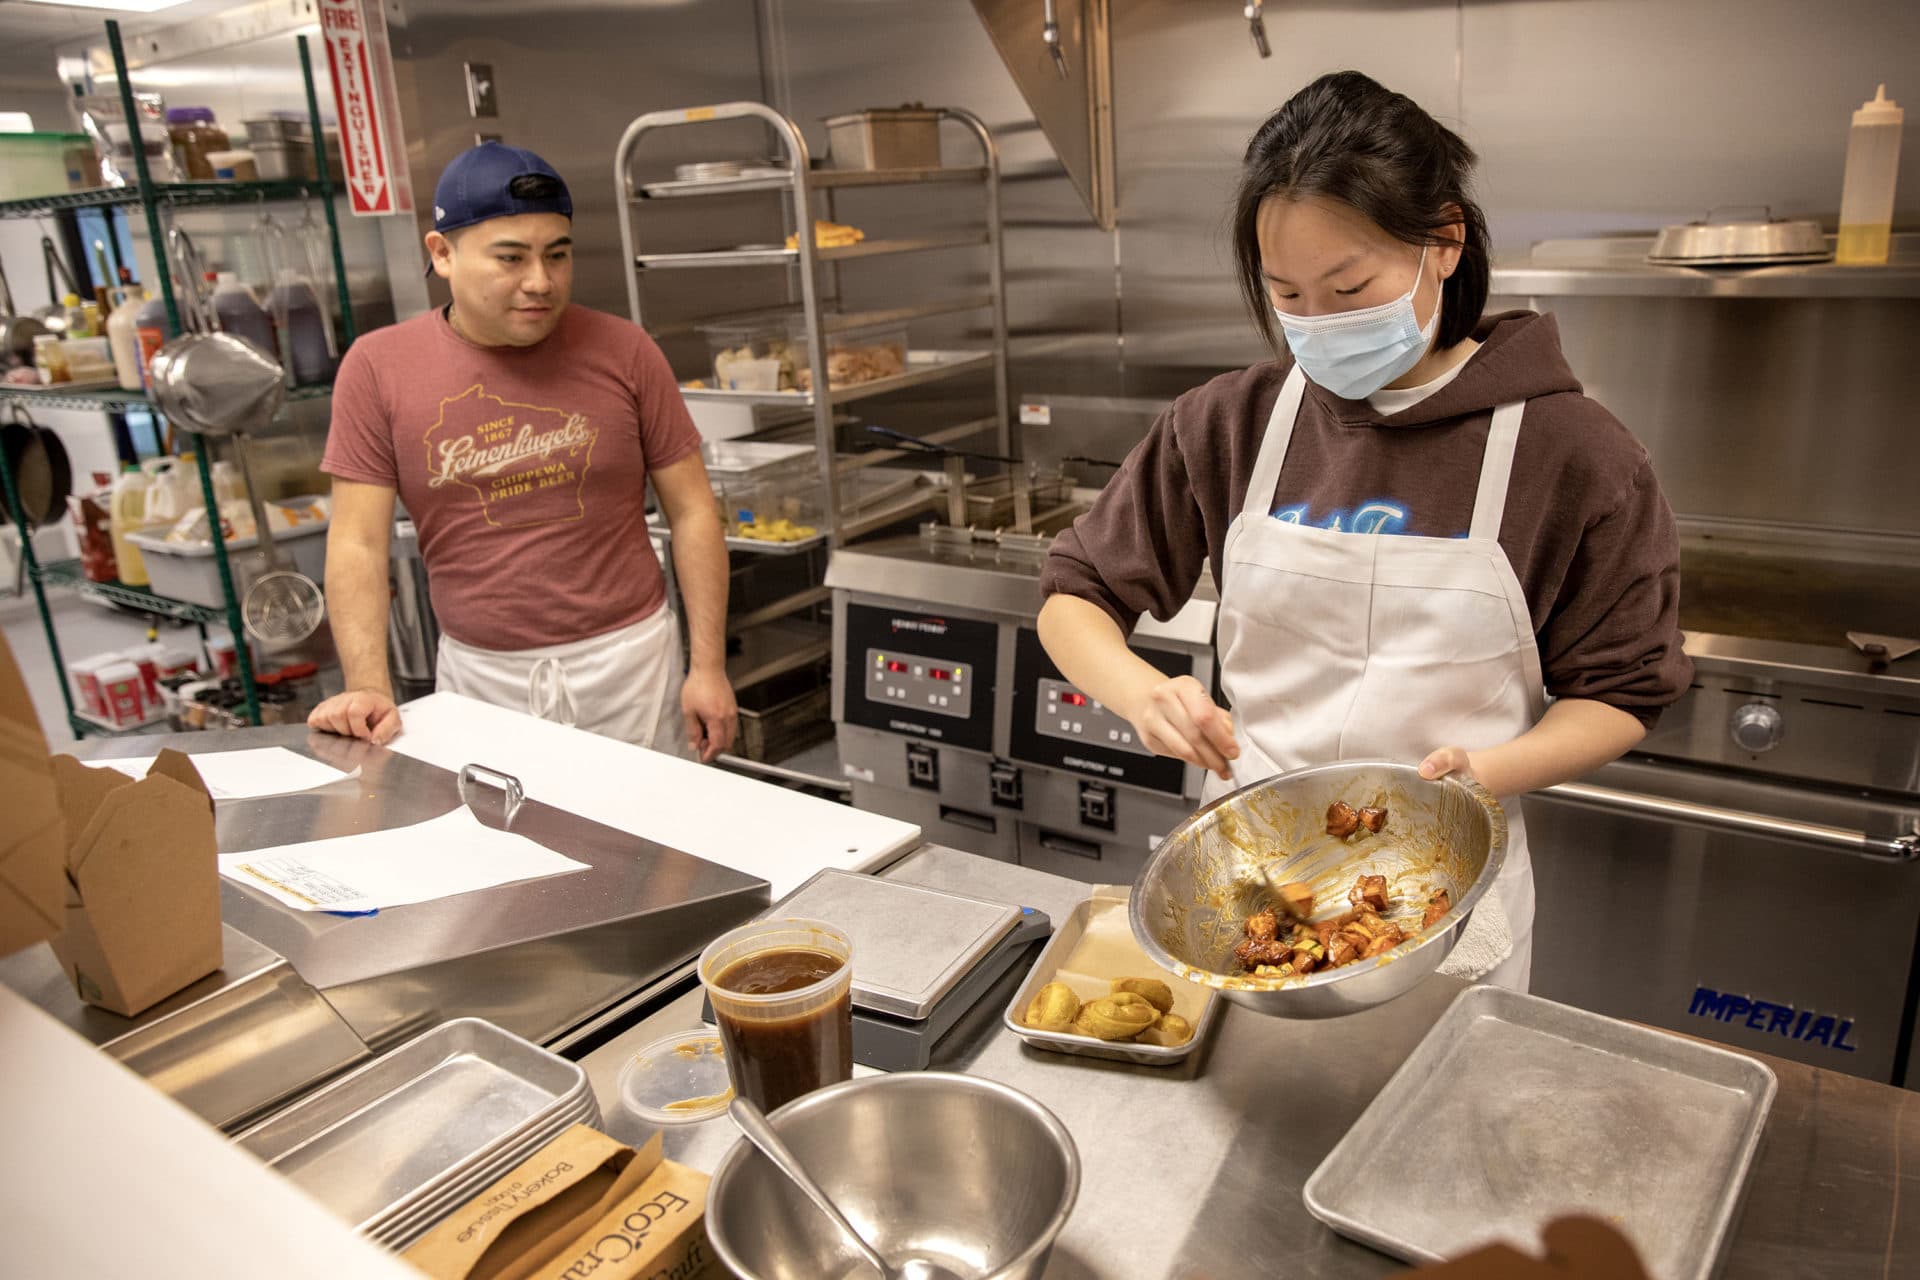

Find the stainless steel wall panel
[[1110, 0, 1462, 374], [1461, 0, 1920, 251], [389, 0, 775, 344], [1491, 292, 1920, 534]]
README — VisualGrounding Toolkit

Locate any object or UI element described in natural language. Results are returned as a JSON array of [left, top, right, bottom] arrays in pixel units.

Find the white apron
[[1203, 366, 1546, 989], [434, 605, 688, 755]]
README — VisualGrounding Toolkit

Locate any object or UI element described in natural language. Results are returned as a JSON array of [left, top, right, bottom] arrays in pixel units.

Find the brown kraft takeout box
[[406, 1125, 715, 1280], [0, 633, 65, 958], [45, 745, 221, 1016]]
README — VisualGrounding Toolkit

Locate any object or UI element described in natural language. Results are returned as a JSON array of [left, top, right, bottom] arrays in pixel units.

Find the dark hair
[[1233, 70, 1490, 353]]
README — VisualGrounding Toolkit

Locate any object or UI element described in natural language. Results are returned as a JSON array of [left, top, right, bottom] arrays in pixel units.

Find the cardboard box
[[406, 1126, 714, 1280], [45, 748, 220, 1016], [0, 633, 67, 958]]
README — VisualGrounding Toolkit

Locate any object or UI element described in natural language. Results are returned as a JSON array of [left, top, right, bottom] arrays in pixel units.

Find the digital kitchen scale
[[706, 869, 1051, 1071]]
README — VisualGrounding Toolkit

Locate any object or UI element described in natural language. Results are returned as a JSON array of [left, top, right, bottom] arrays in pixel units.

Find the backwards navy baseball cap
[[431, 141, 573, 236]]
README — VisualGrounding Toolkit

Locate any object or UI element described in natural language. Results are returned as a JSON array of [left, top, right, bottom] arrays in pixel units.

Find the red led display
[[930, 668, 954, 681], [887, 660, 909, 673], [1061, 691, 1089, 707]]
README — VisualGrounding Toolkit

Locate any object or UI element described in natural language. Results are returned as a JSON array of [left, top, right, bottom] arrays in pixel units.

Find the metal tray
[[370, 1101, 598, 1248], [1303, 985, 1776, 1278], [1002, 890, 1220, 1067], [235, 1018, 590, 1231]]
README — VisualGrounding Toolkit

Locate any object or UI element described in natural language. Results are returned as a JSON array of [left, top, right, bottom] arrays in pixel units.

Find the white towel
[[1437, 883, 1513, 981]]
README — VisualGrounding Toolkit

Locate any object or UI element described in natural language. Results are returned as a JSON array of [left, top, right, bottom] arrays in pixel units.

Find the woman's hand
[[1418, 745, 1475, 782], [1417, 700, 1647, 796], [1127, 675, 1239, 782]]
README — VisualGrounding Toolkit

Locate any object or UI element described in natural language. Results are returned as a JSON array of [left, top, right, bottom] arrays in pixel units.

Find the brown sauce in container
[[712, 947, 852, 1112]]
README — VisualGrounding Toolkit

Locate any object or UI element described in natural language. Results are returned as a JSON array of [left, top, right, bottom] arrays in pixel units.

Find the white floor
[[1, 586, 212, 749]]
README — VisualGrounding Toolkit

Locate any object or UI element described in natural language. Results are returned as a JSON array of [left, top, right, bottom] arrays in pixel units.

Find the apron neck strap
[[1244, 368, 1526, 539], [1242, 364, 1309, 519], [1467, 399, 1527, 542]]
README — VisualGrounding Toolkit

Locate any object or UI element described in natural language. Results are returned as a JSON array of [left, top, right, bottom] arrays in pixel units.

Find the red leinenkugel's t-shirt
[[322, 304, 700, 651]]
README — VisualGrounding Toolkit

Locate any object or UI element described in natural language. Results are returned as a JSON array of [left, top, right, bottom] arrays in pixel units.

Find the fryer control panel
[[865, 648, 974, 720], [1035, 678, 1149, 755], [838, 602, 998, 754], [1008, 627, 1191, 796]]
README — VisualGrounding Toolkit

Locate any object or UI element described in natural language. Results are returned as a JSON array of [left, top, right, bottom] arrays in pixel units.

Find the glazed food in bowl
[[1129, 760, 1507, 1019]]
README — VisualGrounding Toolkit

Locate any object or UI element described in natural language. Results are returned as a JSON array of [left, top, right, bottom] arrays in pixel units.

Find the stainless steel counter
[[582, 845, 1920, 1279], [0, 922, 368, 1133], [58, 726, 770, 1054]]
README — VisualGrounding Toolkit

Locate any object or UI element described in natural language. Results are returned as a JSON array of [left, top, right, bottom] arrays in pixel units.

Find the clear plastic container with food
[[702, 319, 799, 392], [785, 318, 908, 394], [714, 474, 823, 544]]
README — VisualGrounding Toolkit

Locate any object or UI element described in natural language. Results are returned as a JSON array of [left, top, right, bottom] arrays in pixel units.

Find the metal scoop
[[728, 1097, 964, 1280]]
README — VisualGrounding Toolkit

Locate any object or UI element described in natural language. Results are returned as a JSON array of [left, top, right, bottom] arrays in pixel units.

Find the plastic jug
[[267, 279, 333, 384], [105, 286, 143, 390], [211, 459, 247, 507], [141, 455, 196, 529], [1838, 85, 1904, 266], [134, 291, 172, 390], [108, 464, 152, 587], [211, 271, 276, 358]]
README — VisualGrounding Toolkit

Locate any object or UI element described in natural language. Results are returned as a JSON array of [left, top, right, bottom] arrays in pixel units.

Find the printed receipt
[[219, 807, 590, 913]]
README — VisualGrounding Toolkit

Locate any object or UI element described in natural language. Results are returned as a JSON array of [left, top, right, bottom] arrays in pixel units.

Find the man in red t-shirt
[[310, 142, 736, 758]]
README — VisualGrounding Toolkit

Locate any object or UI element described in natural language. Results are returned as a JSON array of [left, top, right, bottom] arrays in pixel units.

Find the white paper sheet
[[218, 807, 589, 913], [98, 747, 353, 801]]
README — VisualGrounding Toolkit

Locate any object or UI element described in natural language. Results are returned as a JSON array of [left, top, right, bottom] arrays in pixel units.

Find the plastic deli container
[[785, 316, 908, 394], [702, 319, 798, 392]]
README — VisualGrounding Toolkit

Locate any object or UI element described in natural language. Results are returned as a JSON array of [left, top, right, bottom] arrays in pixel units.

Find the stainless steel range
[[827, 527, 1215, 885], [1526, 528, 1920, 1086]]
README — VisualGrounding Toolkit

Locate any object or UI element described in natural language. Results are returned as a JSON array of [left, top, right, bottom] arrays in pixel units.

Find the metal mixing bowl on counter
[[706, 1072, 1079, 1280], [1130, 760, 1507, 1019]]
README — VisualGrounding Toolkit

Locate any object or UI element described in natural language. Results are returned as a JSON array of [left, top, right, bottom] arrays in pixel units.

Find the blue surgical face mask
[[1273, 247, 1439, 400]]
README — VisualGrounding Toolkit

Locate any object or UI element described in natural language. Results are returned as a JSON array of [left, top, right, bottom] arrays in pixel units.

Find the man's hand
[[308, 688, 402, 745], [1418, 745, 1476, 781], [681, 665, 737, 762]]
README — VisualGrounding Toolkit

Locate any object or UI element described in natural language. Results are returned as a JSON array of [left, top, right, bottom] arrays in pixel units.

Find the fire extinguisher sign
[[319, 0, 414, 217]]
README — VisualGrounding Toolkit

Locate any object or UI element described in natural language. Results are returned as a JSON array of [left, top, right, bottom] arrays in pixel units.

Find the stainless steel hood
[[971, 0, 1115, 230]]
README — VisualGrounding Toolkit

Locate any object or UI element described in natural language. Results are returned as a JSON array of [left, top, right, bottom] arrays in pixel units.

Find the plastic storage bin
[[701, 439, 823, 540], [702, 319, 798, 392], [127, 517, 329, 609], [784, 317, 908, 393], [0, 133, 89, 200]]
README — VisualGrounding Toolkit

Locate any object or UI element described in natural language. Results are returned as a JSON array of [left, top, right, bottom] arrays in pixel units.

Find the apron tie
[[526, 656, 578, 727]]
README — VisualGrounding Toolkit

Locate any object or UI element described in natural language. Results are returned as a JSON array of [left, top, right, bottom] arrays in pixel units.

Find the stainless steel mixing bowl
[[706, 1072, 1079, 1280], [1129, 760, 1507, 1019]]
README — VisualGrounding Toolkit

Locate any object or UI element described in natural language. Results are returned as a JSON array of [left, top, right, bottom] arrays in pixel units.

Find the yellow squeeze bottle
[[1837, 85, 1904, 265]]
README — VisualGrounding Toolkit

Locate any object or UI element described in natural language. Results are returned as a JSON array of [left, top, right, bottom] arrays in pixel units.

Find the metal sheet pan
[[370, 1103, 598, 1248], [1002, 890, 1219, 1067], [235, 1018, 590, 1232], [1303, 985, 1776, 1278]]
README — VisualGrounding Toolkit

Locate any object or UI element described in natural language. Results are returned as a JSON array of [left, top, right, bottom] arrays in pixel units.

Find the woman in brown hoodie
[[1038, 71, 1691, 990]]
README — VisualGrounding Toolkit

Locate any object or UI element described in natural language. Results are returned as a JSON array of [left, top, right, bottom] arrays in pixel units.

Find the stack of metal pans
[[234, 1018, 600, 1254]]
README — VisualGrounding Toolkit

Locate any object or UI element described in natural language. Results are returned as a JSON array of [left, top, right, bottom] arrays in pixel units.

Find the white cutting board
[[387, 693, 920, 898]]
